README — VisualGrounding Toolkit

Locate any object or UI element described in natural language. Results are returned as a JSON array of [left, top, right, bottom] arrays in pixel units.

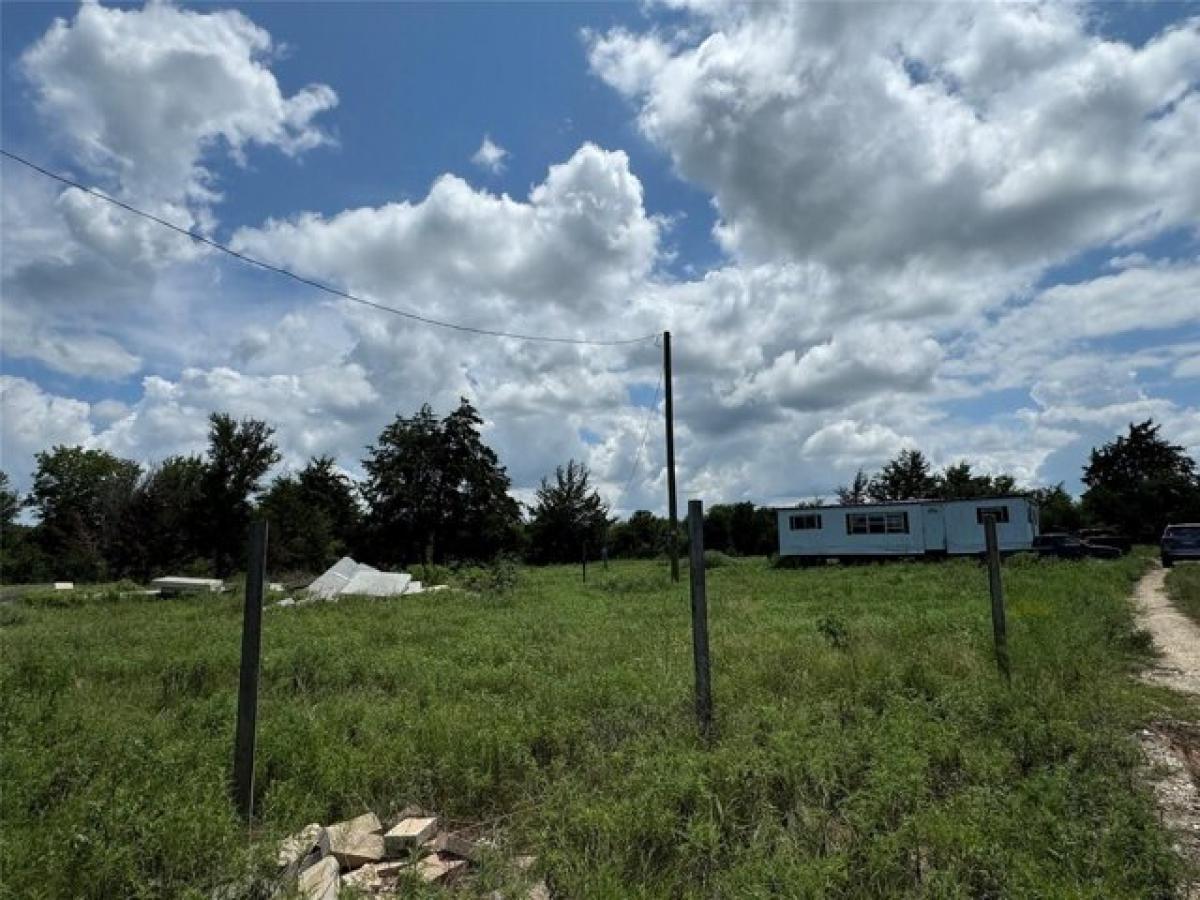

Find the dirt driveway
[[1134, 563, 1200, 882]]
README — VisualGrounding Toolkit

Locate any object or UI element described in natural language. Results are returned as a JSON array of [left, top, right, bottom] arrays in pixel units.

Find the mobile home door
[[923, 505, 946, 553]]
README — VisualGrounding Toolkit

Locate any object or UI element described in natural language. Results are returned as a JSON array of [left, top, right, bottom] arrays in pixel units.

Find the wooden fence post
[[687, 500, 714, 739], [232, 520, 268, 821], [983, 514, 1011, 684]]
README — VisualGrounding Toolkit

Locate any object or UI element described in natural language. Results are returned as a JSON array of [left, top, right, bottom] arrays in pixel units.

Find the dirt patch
[[1135, 564, 1200, 885], [1136, 566, 1200, 695]]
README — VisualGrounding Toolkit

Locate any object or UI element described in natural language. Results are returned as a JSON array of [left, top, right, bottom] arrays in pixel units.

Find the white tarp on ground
[[341, 570, 412, 597], [306, 557, 426, 599], [306, 557, 372, 599]]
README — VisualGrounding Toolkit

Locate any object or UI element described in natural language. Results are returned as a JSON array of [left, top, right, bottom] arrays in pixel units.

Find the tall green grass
[[1167, 564, 1200, 628], [0, 555, 1180, 898]]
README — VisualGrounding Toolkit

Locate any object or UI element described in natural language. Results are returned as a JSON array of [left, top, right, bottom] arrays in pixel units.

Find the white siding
[[777, 506, 924, 556], [777, 497, 1037, 558], [942, 499, 1037, 554]]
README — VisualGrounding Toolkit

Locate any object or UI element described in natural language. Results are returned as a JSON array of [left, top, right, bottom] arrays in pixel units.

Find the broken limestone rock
[[341, 863, 381, 893], [330, 811, 383, 836], [432, 830, 482, 862], [416, 853, 466, 884], [298, 856, 340, 900], [328, 812, 385, 868], [384, 816, 438, 855], [278, 823, 330, 878], [374, 860, 412, 878], [528, 881, 551, 900]]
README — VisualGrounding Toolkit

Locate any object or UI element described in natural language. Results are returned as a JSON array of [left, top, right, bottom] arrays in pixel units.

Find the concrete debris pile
[[306, 557, 446, 601], [278, 808, 547, 899]]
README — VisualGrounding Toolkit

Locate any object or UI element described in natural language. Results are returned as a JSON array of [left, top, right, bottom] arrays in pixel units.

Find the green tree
[[1028, 483, 1082, 533], [260, 456, 361, 573], [608, 510, 667, 559], [1081, 420, 1200, 541], [202, 414, 281, 575], [115, 455, 210, 579], [701, 501, 774, 556], [0, 471, 17, 529], [935, 462, 1017, 500], [527, 460, 610, 564], [836, 469, 870, 505], [25, 446, 141, 581], [0, 471, 47, 583], [363, 399, 521, 565], [868, 449, 939, 501]]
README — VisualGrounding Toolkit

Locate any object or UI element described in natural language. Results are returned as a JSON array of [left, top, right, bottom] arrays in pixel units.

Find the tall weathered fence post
[[664, 331, 680, 583], [582, 541, 588, 583], [687, 500, 714, 740], [983, 514, 1011, 684], [232, 520, 268, 822]]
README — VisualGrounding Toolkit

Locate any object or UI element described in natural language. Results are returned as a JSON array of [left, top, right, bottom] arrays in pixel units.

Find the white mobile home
[[776, 497, 1038, 562]]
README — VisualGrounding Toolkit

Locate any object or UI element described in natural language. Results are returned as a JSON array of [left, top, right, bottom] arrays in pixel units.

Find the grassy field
[[1166, 563, 1200, 628], [0, 554, 1186, 898]]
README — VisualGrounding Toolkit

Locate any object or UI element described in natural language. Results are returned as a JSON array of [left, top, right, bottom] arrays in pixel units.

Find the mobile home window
[[975, 506, 1010, 524], [846, 512, 909, 535], [789, 513, 822, 531]]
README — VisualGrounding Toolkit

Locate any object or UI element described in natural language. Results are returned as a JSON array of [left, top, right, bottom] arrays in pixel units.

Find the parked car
[[1031, 533, 1122, 560], [1077, 528, 1132, 554], [1162, 524, 1200, 568]]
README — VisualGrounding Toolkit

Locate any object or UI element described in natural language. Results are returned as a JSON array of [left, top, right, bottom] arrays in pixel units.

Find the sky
[[1, 0, 1198, 515]]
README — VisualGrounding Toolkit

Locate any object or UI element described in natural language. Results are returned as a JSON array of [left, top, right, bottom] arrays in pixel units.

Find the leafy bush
[[702, 550, 735, 568]]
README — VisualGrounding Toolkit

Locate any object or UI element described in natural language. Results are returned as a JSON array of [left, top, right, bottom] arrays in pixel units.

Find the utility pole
[[664, 331, 680, 582]]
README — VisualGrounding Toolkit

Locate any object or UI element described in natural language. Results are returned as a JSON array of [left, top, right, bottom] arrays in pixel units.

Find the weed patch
[[0, 556, 1181, 897]]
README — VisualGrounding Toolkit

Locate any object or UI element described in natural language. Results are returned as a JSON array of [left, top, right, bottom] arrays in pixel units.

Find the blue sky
[[2, 1, 1198, 510]]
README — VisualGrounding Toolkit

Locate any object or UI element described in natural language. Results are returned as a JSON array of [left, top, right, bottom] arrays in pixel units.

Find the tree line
[[2, 406, 1196, 583]]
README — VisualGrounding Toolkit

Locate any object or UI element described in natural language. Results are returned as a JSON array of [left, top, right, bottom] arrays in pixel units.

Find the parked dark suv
[[1031, 533, 1122, 560], [1162, 524, 1200, 568]]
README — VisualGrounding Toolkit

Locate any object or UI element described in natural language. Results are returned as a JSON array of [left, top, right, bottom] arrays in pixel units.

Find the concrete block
[[417, 853, 466, 884], [403, 580, 423, 595], [53, 582, 74, 590], [329, 831, 384, 869], [528, 880, 551, 900], [385, 816, 438, 855], [328, 812, 384, 868], [329, 811, 383, 835], [268, 582, 285, 592], [341, 863, 381, 892], [298, 856, 340, 900], [277, 823, 329, 877]]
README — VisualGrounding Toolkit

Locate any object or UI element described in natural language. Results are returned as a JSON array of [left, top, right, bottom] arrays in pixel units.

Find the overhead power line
[[616, 368, 664, 507], [0, 148, 659, 347]]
